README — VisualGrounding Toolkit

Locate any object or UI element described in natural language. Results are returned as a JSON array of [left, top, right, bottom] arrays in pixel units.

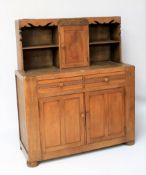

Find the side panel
[[24, 77, 42, 162], [125, 66, 135, 143], [16, 76, 28, 151]]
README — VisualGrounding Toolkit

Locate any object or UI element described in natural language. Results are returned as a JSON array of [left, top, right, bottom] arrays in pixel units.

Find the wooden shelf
[[23, 44, 59, 50], [89, 40, 120, 46]]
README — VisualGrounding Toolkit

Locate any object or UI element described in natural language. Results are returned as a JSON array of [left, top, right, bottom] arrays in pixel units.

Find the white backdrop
[[0, 0, 146, 174]]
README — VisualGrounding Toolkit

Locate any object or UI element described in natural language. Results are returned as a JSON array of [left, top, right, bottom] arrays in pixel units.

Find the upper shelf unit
[[16, 17, 121, 72]]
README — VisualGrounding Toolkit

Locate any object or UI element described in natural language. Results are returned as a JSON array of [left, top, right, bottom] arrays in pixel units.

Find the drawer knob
[[59, 83, 64, 87], [104, 77, 109, 82]]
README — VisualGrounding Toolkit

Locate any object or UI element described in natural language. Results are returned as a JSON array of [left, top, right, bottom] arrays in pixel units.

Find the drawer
[[37, 76, 83, 95], [85, 72, 126, 88]]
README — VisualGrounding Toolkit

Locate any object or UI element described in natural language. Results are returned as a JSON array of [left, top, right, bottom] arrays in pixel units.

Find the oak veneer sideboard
[[15, 16, 135, 167]]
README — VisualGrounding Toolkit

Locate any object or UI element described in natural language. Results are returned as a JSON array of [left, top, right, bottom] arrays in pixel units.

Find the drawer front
[[85, 72, 126, 88], [37, 76, 83, 96]]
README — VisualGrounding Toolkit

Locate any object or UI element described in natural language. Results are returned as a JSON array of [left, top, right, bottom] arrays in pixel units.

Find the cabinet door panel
[[39, 97, 63, 153], [85, 91, 106, 144], [60, 26, 89, 68], [85, 88, 126, 144], [39, 93, 85, 154], [44, 101, 61, 147], [63, 94, 85, 145], [107, 89, 125, 138]]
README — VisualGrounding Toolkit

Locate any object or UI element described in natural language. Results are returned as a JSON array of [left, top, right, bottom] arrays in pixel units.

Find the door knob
[[61, 43, 65, 48], [80, 113, 85, 118]]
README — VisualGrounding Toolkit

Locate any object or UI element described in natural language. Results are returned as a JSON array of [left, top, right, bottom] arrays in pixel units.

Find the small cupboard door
[[39, 93, 85, 154], [59, 26, 89, 68], [85, 88, 125, 144]]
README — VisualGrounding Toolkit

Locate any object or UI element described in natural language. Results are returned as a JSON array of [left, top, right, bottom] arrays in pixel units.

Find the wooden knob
[[59, 83, 64, 87], [61, 44, 65, 48], [104, 77, 109, 82], [81, 113, 85, 118]]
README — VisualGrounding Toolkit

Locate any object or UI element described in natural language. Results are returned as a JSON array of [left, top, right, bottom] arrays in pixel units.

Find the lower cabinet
[[16, 66, 135, 166], [39, 87, 126, 153], [39, 93, 85, 154]]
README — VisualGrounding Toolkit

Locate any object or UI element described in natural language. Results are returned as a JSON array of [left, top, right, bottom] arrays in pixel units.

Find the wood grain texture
[[21, 26, 58, 46], [107, 88, 125, 138], [85, 88, 126, 144], [37, 76, 83, 96], [39, 97, 62, 152], [24, 77, 42, 162], [18, 19, 58, 28], [15, 21, 24, 70], [18, 17, 120, 28], [88, 16, 121, 24], [16, 76, 28, 151], [58, 18, 88, 26], [125, 66, 135, 144], [39, 93, 85, 154], [85, 91, 106, 143], [42, 137, 126, 161]]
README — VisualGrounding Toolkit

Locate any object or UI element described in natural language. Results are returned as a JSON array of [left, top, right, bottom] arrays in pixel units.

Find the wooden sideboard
[[15, 16, 135, 167]]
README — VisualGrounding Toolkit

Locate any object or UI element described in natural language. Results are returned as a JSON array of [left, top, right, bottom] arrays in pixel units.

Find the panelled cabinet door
[[85, 88, 125, 144], [61, 94, 85, 146], [85, 91, 107, 144], [107, 88, 125, 139], [59, 26, 89, 68], [39, 97, 62, 153], [39, 93, 85, 154]]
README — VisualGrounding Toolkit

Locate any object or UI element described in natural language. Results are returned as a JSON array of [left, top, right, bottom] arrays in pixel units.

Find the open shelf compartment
[[90, 44, 120, 65], [23, 48, 59, 71], [89, 22, 121, 64], [89, 23, 120, 42], [20, 25, 59, 71], [21, 25, 58, 47]]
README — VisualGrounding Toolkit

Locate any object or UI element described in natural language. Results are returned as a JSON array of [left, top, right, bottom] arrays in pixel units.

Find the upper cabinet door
[[59, 26, 89, 68]]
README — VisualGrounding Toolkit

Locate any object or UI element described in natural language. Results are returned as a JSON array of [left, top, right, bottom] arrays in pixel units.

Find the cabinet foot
[[126, 141, 135, 145], [27, 161, 39, 167]]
